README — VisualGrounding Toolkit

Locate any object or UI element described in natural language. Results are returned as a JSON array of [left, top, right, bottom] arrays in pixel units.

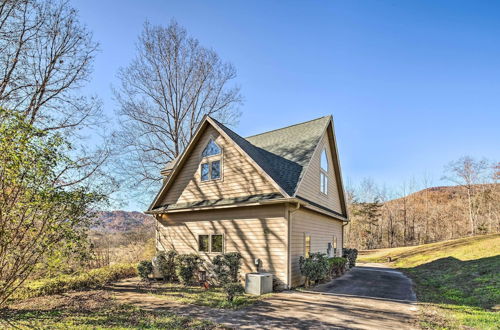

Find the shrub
[[328, 257, 348, 278], [299, 253, 330, 287], [223, 282, 245, 302], [13, 264, 137, 300], [342, 248, 358, 268], [175, 254, 201, 285], [213, 252, 242, 284], [137, 260, 153, 280], [156, 250, 177, 282]]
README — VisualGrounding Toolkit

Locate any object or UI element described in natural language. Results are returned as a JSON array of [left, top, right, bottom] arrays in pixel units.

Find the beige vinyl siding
[[160, 126, 279, 206], [290, 207, 343, 287], [296, 133, 342, 213], [156, 204, 288, 286]]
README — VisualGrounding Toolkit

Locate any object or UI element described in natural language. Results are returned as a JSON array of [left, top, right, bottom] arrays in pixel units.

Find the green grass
[[151, 283, 267, 309], [1, 303, 217, 329], [359, 234, 500, 329]]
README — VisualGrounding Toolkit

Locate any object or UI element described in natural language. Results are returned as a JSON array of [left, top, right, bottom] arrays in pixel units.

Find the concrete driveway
[[109, 263, 418, 329]]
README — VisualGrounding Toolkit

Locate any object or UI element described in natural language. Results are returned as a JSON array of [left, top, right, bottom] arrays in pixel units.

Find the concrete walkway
[[107, 264, 418, 329]]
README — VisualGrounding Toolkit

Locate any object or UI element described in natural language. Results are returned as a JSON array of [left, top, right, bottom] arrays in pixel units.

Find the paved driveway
[[108, 263, 418, 329], [311, 262, 417, 301]]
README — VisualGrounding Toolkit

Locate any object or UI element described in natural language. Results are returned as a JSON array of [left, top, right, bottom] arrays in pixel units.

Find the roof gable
[[149, 115, 347, 216], [212, 116, 330, 196]]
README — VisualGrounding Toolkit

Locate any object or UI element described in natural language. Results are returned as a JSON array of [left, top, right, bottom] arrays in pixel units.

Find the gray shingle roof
[[211, 116, 330, 196], [150, 193, 282, 213]]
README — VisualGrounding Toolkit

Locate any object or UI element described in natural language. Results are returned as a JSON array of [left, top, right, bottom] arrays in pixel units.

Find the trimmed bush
[[299, 252, 330, 287], [213, 252, 242, 284], [175, 254, 201, 285], [328, 257, 348, 278], [156, 250, 177, 282], [223, 282, 245, 302], [137, 260, 153, 280], [342, 248, 358, 268], [13, 264, 136, 300]]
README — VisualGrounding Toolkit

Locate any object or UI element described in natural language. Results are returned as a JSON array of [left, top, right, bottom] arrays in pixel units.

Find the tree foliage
[[0, 109, 105, 306]]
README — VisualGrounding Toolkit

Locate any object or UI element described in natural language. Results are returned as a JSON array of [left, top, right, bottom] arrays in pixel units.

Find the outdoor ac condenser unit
[[245, 272, 273, 295]]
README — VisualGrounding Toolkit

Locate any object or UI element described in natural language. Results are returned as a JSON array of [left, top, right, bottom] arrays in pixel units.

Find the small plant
[[156, 250, 177, 282], [223, 282, 245, 302], [328, 257, 348, 278], [175, 254, 201, 285], [299, 252, 330, 287], [213, 252, 242, 284], [342, 248, 358, 268], [137, 260, 153, 280]]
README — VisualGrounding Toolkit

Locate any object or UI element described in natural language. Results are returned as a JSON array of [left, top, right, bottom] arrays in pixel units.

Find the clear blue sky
[[72, 0, 500, 210]]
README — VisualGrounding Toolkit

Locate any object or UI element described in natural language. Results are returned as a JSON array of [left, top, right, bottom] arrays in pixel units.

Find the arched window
[[320, 149, 328, 194], [320, 149, 328, 171], [202, 139, 221, 157], [200, 138, 222, 182]]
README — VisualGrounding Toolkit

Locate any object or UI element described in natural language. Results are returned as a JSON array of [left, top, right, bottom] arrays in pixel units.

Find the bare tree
[[0, 0, 112, 188], [443, 156, 490, 235], [114, 20, 242, 200]]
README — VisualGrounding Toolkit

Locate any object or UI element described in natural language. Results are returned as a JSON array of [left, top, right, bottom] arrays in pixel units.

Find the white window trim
[[320, 148, 329, 195], [200, 136, 223, 183], [198, 233, 225, 254]]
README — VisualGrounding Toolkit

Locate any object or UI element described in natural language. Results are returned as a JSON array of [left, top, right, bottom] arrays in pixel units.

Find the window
[[211, 234, 223, 253], [199, 235, 209, 252], [201, 160, 221, 181], [321, 149, 328, 171], [200, 138, 222, 182], [201, 163, 210, 181], [304, 233, 311, 258], [333, 236, 338, 256], [211, 160, 221, 179], [320, 149, 328, 194], [198, 234, 224, 253], [202, 139, 221, 157], [320, 172, 328, 194]]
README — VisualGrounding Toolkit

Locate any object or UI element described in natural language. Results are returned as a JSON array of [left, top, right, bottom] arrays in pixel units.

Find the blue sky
[[72, 0, 500, 210]]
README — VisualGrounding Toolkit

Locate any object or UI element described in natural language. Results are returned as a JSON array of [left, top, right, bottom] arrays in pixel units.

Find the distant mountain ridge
[[93, 210, 154, 232]]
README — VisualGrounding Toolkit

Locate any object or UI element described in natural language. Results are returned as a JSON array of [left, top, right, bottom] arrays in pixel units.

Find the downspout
[[287, 202, 301, 289]]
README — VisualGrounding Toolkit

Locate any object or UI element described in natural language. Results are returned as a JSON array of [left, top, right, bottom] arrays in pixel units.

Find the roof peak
[[245, 115, 330, 139]]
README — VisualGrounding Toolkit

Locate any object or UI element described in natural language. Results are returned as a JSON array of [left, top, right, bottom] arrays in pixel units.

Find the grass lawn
[[359, 234, 500, 329], [1, 291, 219, 329], [149, 282, 267, 309]]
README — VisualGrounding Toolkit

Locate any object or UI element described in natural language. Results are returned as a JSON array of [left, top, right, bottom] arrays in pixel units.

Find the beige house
[[146, 115, 348, 288]]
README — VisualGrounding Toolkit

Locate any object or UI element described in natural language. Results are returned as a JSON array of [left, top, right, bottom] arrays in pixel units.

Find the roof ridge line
[[245, 115, 330, 139]]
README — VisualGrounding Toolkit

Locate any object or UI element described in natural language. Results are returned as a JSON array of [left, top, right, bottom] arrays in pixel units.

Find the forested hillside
[[346, 183, 500, 250]]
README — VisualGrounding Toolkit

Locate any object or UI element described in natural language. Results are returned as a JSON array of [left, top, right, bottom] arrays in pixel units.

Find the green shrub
[[175, 254, 201, 285], [342, 248, 358, 268], [223, 282, 245, 302], [299, 253, 330, 287], [156, 250, 177, 282], [13, 264, 136, 300], [213, 252, 242, 284], [137, 260, 153, 280], [328, 257, 348, 277]]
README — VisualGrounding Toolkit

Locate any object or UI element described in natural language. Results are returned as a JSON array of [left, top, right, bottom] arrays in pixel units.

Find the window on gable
[[320, 149, 328, 171], [201, 163, 210, 181], [202, 139, 221, 157], [320, 149, 328, 194], [200, 138, 222, 182]]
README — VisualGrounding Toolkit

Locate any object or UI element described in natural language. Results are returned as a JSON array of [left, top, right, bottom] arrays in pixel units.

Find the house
[[146, 115, 348, 288]]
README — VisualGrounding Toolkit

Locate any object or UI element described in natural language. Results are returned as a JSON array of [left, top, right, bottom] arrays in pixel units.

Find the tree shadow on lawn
[[398, 255, 499, 310]]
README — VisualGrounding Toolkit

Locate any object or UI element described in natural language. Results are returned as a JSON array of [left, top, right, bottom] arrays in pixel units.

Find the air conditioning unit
[[245, 272, 273, 295]]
